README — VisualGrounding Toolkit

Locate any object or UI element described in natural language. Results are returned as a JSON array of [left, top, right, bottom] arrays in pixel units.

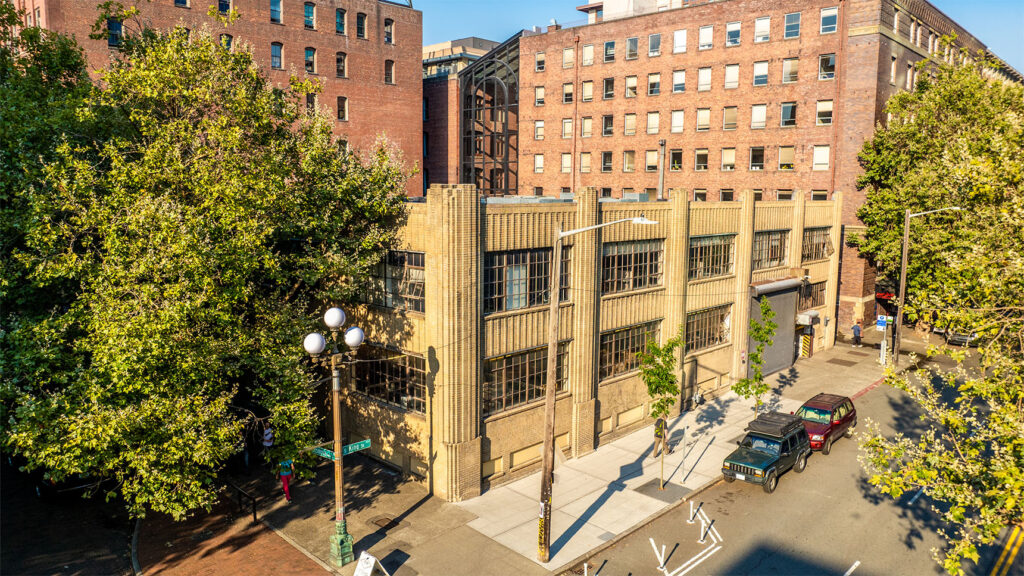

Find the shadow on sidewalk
[[692, 395, 738, 437]]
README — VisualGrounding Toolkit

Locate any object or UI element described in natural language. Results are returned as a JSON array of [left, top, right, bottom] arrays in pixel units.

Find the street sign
[[312, 447, 334, 460], [876, 315, 887, 332], [311, 440, 372, 461]]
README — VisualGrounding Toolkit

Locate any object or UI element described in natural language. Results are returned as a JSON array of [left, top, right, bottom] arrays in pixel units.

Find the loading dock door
[[748, 288, 798, 378]]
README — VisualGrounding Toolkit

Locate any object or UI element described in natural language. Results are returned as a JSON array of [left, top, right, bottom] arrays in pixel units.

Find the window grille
[[484, 248, 571, 313], [602, 240, 664, 293], [753, 230, 789, 270], [599, 321, 660, 380], [484, 343, 568, 415], [802, 227, 833, 262], [689, 235, 735, 280], [800, 281, 827, 310], [686, 305, 731, 353], [354, 346, 426, 413]]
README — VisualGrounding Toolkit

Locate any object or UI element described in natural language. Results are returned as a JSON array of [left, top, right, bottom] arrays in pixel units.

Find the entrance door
[[748, 288, 798, 377]]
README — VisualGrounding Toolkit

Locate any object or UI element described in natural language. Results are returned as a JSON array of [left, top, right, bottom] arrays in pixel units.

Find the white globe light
[[343, 326, 365, 349], [303, 332, 327, 356], [324, 307, 346, 330]]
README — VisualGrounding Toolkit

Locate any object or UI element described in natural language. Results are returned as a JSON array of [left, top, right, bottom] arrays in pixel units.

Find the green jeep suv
[[721, 411, 811, 493]]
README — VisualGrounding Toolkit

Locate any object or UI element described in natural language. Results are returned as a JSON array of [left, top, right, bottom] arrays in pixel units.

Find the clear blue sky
[[418, 0, 1024, 72]]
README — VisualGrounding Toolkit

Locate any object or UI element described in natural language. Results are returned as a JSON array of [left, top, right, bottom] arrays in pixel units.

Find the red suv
[[794, 393, 857, 455]]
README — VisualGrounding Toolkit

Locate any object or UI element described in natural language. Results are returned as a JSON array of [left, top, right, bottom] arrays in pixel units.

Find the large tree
[[1, 15, 409, 519], [854, 47, 1024, 575]]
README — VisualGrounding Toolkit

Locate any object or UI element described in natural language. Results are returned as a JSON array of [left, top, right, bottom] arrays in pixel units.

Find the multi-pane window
[[107, 18, 123, 46], [603, 77, 615, 99], [384, 18, 394, 44], [648, 73, 661, 95], [356, 13, 366, 38], [581, 116, 593, 137], [721, 148, 736, 171], [602, 115, 614, 136], [626, 37, 639, 59], [624, 113, 636, 135], [784, 12, 801, 38], [336, 96, 348, 121], [649, 33, 661, 56], [726, 21, 740, 46], [582, 44, 594, 65], [625, 75, 638, 98], [599, 321, 661, 380], [753, 61, 768, 86], [697, 67, 711, 91], [580, 152, 592, 172], [671, 110, 684, 133], [781, 102, 797, 127], [304, 47, 316, 73], [695, 148, 709, 171], [802, 227, 833, 262], [366, 251, 425, 312], [645, 150, 658, 172], [724, 64, 739, 89], [647, 111, 660, 134], [816, 100, 833, 125], [336, 52, 347, 77], [723, 106, 737, 130], [582, 80, 593, 102], [821, 7, 838, 34], [749, 146, 765, 170], [686, 305, 731, 353], [535, 86, 545, 106], [604, 40, 615, 62], [812, 145, 830, 170], [670, 149, 683, 171], [782, 58, 799, 83], [563, 82, 573, 103], [751, 104, 767, 129], [562, 118, 573, 138], [753, 230, 790, 270], [800, 281, 827, 310], [535, 52, 546, 71], [602, 240, 664, 293], [779, 146, 795, 170], [672, 69, 686, 92], [623, 150, 636, 172], [336, 9, 345, 34], [483, 248, 570, 313], [601, 151, 613, 172], [270, 42, 282, 69], [270, 0, 281, 23], [698, 25, 713, 50], [354, 346, 426, 413], [483, 343, 569, 415], [754, 16, 770, 42], [563, 47, 574, 68], [384, 60, 395, 84], [819, 53, 836, 79], [673, 29, 687, 53], [689, 235, 735, 280], [696, 108, 710, 131], [304, 2, 315, 29]]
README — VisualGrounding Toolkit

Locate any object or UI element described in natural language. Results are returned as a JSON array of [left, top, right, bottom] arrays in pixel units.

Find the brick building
[[16, 0, 424, 195]]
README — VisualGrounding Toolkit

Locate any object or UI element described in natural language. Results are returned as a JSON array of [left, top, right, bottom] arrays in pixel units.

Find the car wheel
[[763, 471, 778, 494], [845, 421, 856, 438], [822, 437, 832, 455], [724, 475, 735, 483], [794, 453, 807, 473]]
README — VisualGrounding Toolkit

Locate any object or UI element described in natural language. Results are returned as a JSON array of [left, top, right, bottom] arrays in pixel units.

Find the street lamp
[[892, 206, 962, 362], [304, 307, 364, 567], [538, 214, 658, 563]]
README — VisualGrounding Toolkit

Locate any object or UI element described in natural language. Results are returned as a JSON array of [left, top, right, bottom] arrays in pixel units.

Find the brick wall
[[422, 75, 460, 189]]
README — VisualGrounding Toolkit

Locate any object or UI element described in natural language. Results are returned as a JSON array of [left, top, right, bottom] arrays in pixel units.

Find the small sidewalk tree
[[638, 326, 685, 490], [733, 297, 777, 416]]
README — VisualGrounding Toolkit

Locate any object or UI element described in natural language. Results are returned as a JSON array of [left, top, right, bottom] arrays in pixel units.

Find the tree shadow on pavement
[[692, 395, 738, 437]]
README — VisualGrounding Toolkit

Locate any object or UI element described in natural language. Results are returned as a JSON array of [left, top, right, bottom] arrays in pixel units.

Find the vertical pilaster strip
[[664, 189, 689, 412], [426, 184, 482, 501], [731, 189, 757, 381], [825, 191, 844, 349], [569, 187, 600, 458], [790, 191, 807, 273]]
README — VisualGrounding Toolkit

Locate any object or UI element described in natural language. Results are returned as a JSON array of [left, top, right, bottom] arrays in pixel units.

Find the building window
[[354, 346, 426, 413], [754, 16, 770, 42], [356, 13, 366, 38], [563, 82, 573, 103], [562, 118, 573, 138], [602, 240, 664, 293], [623, 150, 636, 172], [812, 145, 830, 170], [534, 120, 544, 140], [645, 150, 658, 172], [336, 96, 348, 120], [534, 187, 544, 196], [777, 189, 793, 200], [336, 9, 345, 34], [800, 281, 827, 310], [303, 2, 315, 29], [384, 60, 395, 84], [483, 248, 570, 313], [600, 187, 612, 198], [671, 110, 684, 133], [625, 75, 638, 98], [749, 146, 765, 170], [601, 151, 613, 172], [698, 25, 713, 50], [580, 152, 592, 173], [689, 235, 735, 280], [890, 55, 897, 84], [819, 54, 835, 80], [563, 46, 574, 68], [693, 189, 707, 201], [723, 107, 737, 131], [696, 108, 710, 131], [384, 18, 394, 44], [697, 67, 711, 91], [220, 34, 233, 49], [304, 47, 316, 73], [906, 62, 914, 90], [649, 33, 661, 56], [368, 251, 425, 311], [784, 12, 801, 39], [753, 230, 789, 270], [602, 115, 613, 136], [751, 104, 766, 129], [753, 61, 768, 86], [802, 227, 833, 262], [582, 44, 594, 65], [626, 36, 639, 59], [270, 0, 281, 23], [686, 305, 731, 353], [781, 102, 797, 127], [305, 93, 316, 111], [670, 149, 683, 171], [695, 148, 708, 171], [720, 189, 734, 201], [624, 113, 636, 135], [721, 148, 735, 171], [782, 57, 798, 83], [816, 100, 833, 125], [779, 146, 795, 170], [599, 321, 661, 380], [821, 7, 838, 34], [603, 77, 614, 99], [753, 190, 764, 201], [673, 29, 687, 53], [534, 154, 544, 173], [724, 64, 738, 89], [335, 52, 347, 77], [218, 0, 230, 14], [672, 69, 685, 93], [581, 116, 593, 137], [483, 343, 569, 416], [811, 190, 829, 201], [604, 40, 615, 62], [647, 111, 660, 134], [175, 0, 188, 7], [582, 80, 593, 102], [535, 52, 546, 71], [726, 21, 740, 46], [107, 18, 123, 46], [270, 42, 283, 69], [648, 73, 661, 95], [535, 86, 545, 106], [561, 153, 571, 173]]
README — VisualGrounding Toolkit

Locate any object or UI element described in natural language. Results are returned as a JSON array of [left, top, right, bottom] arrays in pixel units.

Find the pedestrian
[[852, 320, 863, 347], [279, 459, 294, 502], [262, 427, 274, 452], [651, 417, 673, 458]]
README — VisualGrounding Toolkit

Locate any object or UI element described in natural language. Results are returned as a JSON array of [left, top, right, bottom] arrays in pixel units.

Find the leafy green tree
[[732, 297, 776, 415], [854, 46, 1024, 575], [638, 325, 684, 489], [1, 21, 409, 520]]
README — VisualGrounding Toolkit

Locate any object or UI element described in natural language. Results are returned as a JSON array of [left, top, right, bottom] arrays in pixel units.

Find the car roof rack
[[745, 411, 804, 438]]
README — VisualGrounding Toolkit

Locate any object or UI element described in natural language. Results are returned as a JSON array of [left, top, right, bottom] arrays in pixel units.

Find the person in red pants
[[279, 459, 294, 502]]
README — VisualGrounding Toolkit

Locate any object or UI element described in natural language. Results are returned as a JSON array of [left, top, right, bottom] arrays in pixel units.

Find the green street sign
[[311, 440, 371, 461], [312, 447, 334, 460]]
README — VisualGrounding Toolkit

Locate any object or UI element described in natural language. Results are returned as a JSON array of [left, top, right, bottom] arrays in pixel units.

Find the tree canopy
[[1, 12, 409, 520], [855, 49, 1024, 575]]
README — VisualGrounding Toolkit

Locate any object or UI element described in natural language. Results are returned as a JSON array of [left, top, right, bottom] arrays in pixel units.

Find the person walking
[[651, 417, 673, 458], [852, 321, 863, 347], [278, 459, 294, 502]]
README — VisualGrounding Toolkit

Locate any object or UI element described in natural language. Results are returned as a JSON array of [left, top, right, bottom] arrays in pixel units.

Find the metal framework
[[459, 34, 521, 195], [686, 305, 732, 353]]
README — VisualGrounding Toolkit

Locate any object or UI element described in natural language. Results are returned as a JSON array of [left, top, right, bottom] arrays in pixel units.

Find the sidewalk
[[137, 338, 911, 576]]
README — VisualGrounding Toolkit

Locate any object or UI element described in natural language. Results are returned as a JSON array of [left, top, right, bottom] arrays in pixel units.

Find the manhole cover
[[827, 358, 857, 367], [371, 515, 402, 531]]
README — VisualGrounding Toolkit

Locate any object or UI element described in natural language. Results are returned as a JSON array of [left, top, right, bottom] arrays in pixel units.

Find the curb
[[552, 477, 726, 575], [131, 518, 143, 576]]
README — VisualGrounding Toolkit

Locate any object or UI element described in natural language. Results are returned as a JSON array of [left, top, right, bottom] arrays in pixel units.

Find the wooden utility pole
[[538, 229, 563, 563]]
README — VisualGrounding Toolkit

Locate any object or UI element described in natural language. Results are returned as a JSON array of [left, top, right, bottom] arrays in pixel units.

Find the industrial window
[[603, 77, 615, 99], [625, 75, 638, 98], [336, 96, 348, 121], [534, 154, 544, 173], [812, 145, 830, 170], [535, 52, 546, 71], [749, 146, 765, 170], [562, 118, 573, 138], [384, 60, 395, 84], [673, 29, 687, 53], [672, 69, 686, 92], [726, 22, 740, 46], [581, 116, 593, 137], [754, 16, 770, 42], [336, 52, 347, 77], [821, 7, 838, 34], [601, 151, 613, 171], [816, 100, 833, 125], [534, 120, 544, 139], [721, 148, 735, 171], [697, 67, 711, 91], [800, 281, 827, 310], [561, 153, 572, 173], [604, 40, 615, 62], [695, 149, 709, 171], [723, 107, 737, 130], [671, 110, 684, 133], [647, 111, 660, 134], [270, 42, 282, 69], [693, 189, 707, 202], [366, 251, 426, 312], [670, 149, 683, 171], [384, 18, 394, 44], [686, 305, 731, 353], [563, 47, 574, 68], [483, 248, 571, 313], [107, 18, 123, 46], [218, 0, 230, 14], [781, 102, 797, 127], [819, 54, 835, 80], [599, 321, 661, 380], [336, 9, 345, 34], [779, 146, 795, 170], [535, 86, 545, 106], [582, 80, 594, 101], [648, 73, 661, 95], [649, 33, 661, 56], [602, 240, 664, 293], [753, 230, 790, 270], [784, 12, 801, 39], [782, 58, 799, 83], [689, 235, 735, 280], [802, 227, 833, 262], [645, 150, 658, 172], [626, 36, 639, 59], [724, 64, 738, 89], [720, 189, 734, 201], [270, 0, 281, 23], [580, 152, 592, 172], [753, 61, 768, 86], [751, 104, 767, 129], [582, 44, 594, 65], [356, 13, 366, 38], [483, 342, 569, 415], [623, 150, 636, 172], [698, 25, 713, 50], [602, 115, 614, 136], [563, 82, 574, 103], [696, 108, 710, 131], [303, 2, 315, 29], [354, 346, 426, 414], [624, 113, 636, 135]]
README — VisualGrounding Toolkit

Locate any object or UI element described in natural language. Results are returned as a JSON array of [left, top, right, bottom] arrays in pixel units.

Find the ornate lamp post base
[[329, 521, 355, 566]]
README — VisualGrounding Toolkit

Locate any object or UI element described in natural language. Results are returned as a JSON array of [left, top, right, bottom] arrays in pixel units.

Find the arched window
[[304, 47, 316, 74], [384, 18, 394, 44], [270, 43, 283, 69], [356, 13, 366, 38], [269, 0, 281, 23], [337, 97, 348, 121], [335, 52, 347, 78], [220, 34, 233, 49], [335, 9, 346, 34], [303, 2, 315, 29], [384, 60, 395, 84]]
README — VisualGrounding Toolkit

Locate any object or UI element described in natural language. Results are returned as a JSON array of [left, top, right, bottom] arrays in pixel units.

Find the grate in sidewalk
[[370, 515, 402, 531]]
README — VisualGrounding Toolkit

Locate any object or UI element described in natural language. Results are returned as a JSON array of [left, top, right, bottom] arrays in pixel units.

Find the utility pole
[[893, 208, 911, 362]]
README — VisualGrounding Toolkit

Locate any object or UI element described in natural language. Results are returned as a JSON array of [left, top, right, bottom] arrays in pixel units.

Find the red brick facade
[[422, 75, 460, 193], [19, 0, 423, 196]]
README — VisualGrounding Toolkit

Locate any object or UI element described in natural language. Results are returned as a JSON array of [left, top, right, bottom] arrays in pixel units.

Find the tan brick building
[[17, 0, 424, 195]]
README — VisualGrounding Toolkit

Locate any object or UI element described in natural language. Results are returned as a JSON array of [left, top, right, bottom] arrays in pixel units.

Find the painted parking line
[[991, 525, 1023, 576], [843, 560, 861, 576], [907, 487, 924, 505]]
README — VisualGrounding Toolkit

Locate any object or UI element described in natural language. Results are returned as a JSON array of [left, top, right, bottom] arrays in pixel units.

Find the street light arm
[[909, 206, 962, 218], [558, 215, 658, 239]]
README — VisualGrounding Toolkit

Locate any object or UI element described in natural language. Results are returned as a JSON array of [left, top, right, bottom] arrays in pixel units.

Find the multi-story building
[[17, 0, 424, 195]]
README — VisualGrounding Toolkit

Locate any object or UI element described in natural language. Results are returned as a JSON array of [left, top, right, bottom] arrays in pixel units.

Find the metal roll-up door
[[748, 288, 798, 377]]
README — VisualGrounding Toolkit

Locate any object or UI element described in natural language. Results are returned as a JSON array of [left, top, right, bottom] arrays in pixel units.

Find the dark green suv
[[721, 411, 811, 493]]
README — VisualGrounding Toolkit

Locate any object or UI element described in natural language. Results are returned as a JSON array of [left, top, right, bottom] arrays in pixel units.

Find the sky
[[417, 0, 1024, 72]]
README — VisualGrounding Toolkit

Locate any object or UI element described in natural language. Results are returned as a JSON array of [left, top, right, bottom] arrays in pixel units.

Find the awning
[[750, 277, 804, 296]]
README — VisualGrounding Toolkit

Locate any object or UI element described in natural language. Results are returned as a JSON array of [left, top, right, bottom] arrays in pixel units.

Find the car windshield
[[740, 434, 780, 455], [797, 406, 831, 424]]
